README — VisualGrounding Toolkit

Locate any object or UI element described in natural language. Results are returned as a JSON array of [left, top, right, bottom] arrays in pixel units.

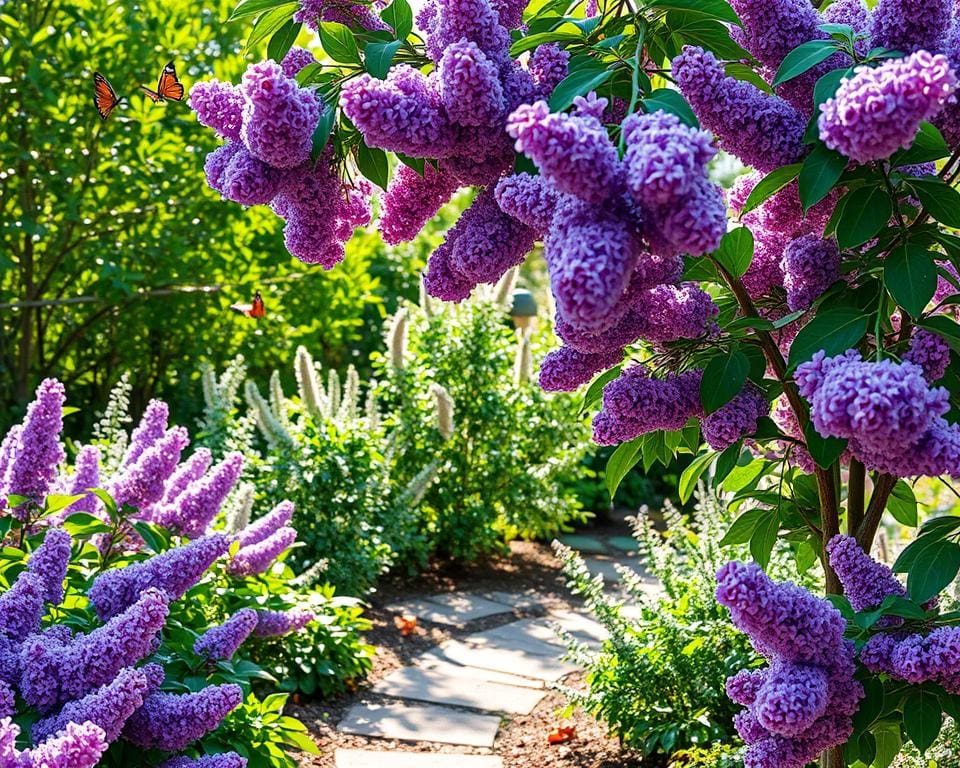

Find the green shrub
[[555, 487, 820, 757]]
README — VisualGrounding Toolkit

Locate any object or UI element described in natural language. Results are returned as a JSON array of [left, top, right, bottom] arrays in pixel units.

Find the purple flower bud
[[123, 684, 243, 751], [280, 46, 316, 78], [438, 40, 505, 127], [728, 0, 822, 72], [190, 81, 244, 141], [194, 608, 259, 661], [826, 535, 906, 612], [380, 164, 460, 245], [904, 328, 952, 382], [28, 527, 71, 605], [423, 239, 476, 302], [219, 146, 287, 206], [253, 608, 314, 637], [702, 384, 769, 451], [204, 142, 243, 195], [88, 535, 229, 620], [752, 662, 829, 737], [819, 51, 958, 164], [645, 176, 727, 258], [294, 0, 388, 31]]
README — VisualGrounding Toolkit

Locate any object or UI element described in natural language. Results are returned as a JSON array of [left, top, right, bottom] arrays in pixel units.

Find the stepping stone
[[557, 534, 607, 554], [480, 590, 543, 611], [608, 535, 639, 553], [372, 665, 546, 714], [336, 751, 503, 768], [338, 701, 501, 748], [430, 640, 578, 682], [386, 594, 513, 626], [581, 557, 642, 584], [415, 657, 545, 690], [465, 620, 567, 656], [548, 610, 609, 646]]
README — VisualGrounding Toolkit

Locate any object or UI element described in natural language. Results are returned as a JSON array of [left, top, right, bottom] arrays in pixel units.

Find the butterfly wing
[[93, 73, 120, 120], [157, 61, 185, 101], [249, 291, 266, 319], [140, 85, 162, 103], [230, 302, 253, 316]]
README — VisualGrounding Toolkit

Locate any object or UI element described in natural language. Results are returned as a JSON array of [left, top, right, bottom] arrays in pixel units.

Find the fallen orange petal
[[547, 726, 576, 744], [394, 615, 418, 636]]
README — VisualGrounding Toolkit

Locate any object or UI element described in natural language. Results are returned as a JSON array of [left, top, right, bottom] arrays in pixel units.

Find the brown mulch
[[290, 534, 651, 767]]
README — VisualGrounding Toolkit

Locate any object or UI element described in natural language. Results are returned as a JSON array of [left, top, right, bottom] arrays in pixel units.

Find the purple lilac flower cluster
[[229, 501, 298, 576], [123, 684, 243, 750], [795, 349, 960, 476], [717, 562, 864, 768], [192, 54, 371, 268], [904, 327, 952, 381], [161, 756, 248, 768], [253, 608, 315, 637], [154, 452, 244, 537], [702, 384, 770, 451], [1, 717, 108, 768], [861, 627, 960, 693], [826, 535, 906, 612], [27, 527, 71, 605], [194, 609, 259, 660]]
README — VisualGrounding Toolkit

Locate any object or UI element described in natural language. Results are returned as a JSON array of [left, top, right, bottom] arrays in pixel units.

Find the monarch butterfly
[[230, 290, 266, 319], [93, 73, 121, 120], [141, 61, 184, 103]]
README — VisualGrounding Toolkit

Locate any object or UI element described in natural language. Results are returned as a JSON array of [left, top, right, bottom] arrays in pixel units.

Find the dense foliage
[[0, 378, 373, 766], [200, 282, 592, 592], [195, 0, 960, 763]]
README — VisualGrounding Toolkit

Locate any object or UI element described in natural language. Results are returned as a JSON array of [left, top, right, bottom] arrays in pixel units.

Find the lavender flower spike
[[28, 526, 72, 605], [229, 527, 297, 576], [6, 378, 66, 513], [869, 0, 951, 54], [160, 452, 244, 538], [120, 399, 169, 469], [0, 571, 45, 641], [194, 608, 259, 660], [826, 535, 906, 612], [64, 444, 102, 517], [253, 608, 315, 637], [160, 756, 248, 768], [21, 721, 109, 768], [236, 500, 295, 548], [123, 684, 243, 751]]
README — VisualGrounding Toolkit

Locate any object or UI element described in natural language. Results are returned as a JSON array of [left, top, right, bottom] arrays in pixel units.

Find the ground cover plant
[[0, 378, 373, 766], [192, 0, 960, 764]]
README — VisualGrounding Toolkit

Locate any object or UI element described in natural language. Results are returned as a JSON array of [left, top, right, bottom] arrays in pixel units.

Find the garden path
[[327, 529, 655, 767]]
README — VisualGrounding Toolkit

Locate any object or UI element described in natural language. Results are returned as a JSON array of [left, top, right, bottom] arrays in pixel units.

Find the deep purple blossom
[[493, 173, 561, 234], [28, 527, 71, 605], [219, 146, 287, 206], [280, 46, 316, 78], [253, 608, 315, 637], [861, 626, 960, 693], [593, 367, 703, 445], [507, 100, 621, 203], [538, 346, 623, 392], [228, 527, 297, 576], [621, 111, 715, 207], [110, 427, 189, 510], [821, 0, 870, 56], [294, 0, 387, 31], [419, 0, 511, 63], [32, 665, 158, 743], [673, 46, 808, 172], [645, 176, 727, 258], [781, 235, 841, 311], [160, 756, 248, 768], [702, 384, 769, 451], [423, 239, 476, 302], [826, 535, 906, 612], [189, 81, 244, 142], [856, 414, 960, 477], [19, 589, 169, 711], [123, 684, 243, 750], [194, 608, 259, 660], [88, 535, 229, 620], [239, 61, 322, 169], [121, 400, 168, 469], [5, 379, 66, 512], [904, 328, 952, 381], [0, 681, 11, 720], [0, 571, 44, 641], [529, 44, 569, 98], [634, 283, 719, 343], [728, 0, 823, 71], [752, 662, 829, 738], [157, 452, 243, 538], [340, 66, 454, 158], [869, 0, 951, 53], [237, 500, 295, 548], [203, 142, 243, 195], [64, 445, 102, 517], [380, 164, 460, 245], [819, 51, 958, 164], [438, 40, 505, 127]]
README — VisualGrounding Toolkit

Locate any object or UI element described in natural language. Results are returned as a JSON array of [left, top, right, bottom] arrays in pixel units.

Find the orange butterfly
[[93, 73, 121, 120], [547, 725, 577, 744], [393, 615, 418, 636], [141, 61, 184, 103], [230, 290, 266, 319]]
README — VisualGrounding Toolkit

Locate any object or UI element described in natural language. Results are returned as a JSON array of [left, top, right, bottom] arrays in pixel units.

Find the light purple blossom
[[673, 46, 808, 173], [645, 176, 727, 258], [752, 662, 829, 738], [904, 328, 952, 381], [634, 283, 719, 343], [228, 527, 297, 576], [110, 427, 190, 510], [861, 626, 960, 693], [295, 0, 387, 31], [781, 235, 841, 311], [280, 46, 316, 78], [702, 384, 769, 451], [63, 445, 102, 517], [380, 164, 460, 245], [869, 0, 952, 53], [28, 527, 71, 605], [160, 756, 248, 768], [237, 500, 295, 548], [728, 0, 823, 71], [219, 146, 287, 206], [194, 608, 259, 660], [529, 44, 569, 98], [120, 400, 168, 469], [0, 571, 44, 642], [253, 608, 315, 637], [507, 100, 621, 203], [189, 81, 244, 141], [826, 534, 906, 612], [88, 535, 229, 620], [203, 142, 243, 195], [494, 172, 561, 234], [239, 61, 322, 169], [438, 40, 505, 127], [157, 452, 243, 538], [538, 346, 623, 392], [0, 681, 11, 720], [423, 238, 476, 302], [2, 718, 108, 768], [123, 685, 243, 750], [819, 51, 958, 164], [419, 0, 511, 64], [5, 379, 66, 513]]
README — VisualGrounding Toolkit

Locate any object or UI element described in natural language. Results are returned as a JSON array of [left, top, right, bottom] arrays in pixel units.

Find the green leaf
[[365, 40, 402, 79], [750, 513, 779, 569], [903, 689, 942, 754], [720, 506, 769, 546], [267, 19, 301, 62], [795, 540, 818, 573], [357, 142, 390, 187], [229, 0, 297, 22], [892, 121, 950, 166], [380, 0, 413, 38], [713, 227, 754, 278], [678, 450, 717, 503], [605, 437, 644, 498], [319, 21, 361, 65], [549, 67, 613, 112], [884, 243, 937, 318], [701, 349, 750, 414], [580, 364, 622, 415], [310, 106, 337, 161], [132, 522, 164, 554], [509, 30, 582, 56], [396, 154, 425, 175], [643, 88, 699, 129], [906, 538, 960, 603], [798, 143, 846, 211], [887, 480, 918, 527], [61, 512, 112, 537], [773, 39, 841, 86], [787, 306, 870, 370], [43, 493, 86, 515], [740, 163, 802, 216], [647, 0, 741, 24], [244, 4, 298, 52], [803, 422, 847, 468], [872, 725, 902, 768], [713, 441, 744, 485], [909, 175, 960, 228], [835, 185, 892, 249]]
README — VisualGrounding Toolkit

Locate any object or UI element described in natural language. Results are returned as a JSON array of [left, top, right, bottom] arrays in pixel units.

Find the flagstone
[[428, 640, 578, 682], [385, 593, 514, 626], [338, 701, 501, 748], [335, 751, 503, 768]]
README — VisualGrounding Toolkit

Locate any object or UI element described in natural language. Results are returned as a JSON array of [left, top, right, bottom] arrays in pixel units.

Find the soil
[[290, 534, 653, 768]]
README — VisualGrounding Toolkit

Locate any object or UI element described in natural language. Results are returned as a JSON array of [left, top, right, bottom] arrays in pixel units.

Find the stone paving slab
[[464, 620, 567, 656], [608, 535, 639, 553], [385, 593, 514, 626], [480, 590, 543, 611], [338, 701, 501, 747], [548, 610, 609, 645], [429, 640, 578, 682], [372, 665, 547, 714], [581, 556, 653, 585], [415, 658, 545, 689], [336, 751, 503, 768], [557, 534, 608, 554]]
